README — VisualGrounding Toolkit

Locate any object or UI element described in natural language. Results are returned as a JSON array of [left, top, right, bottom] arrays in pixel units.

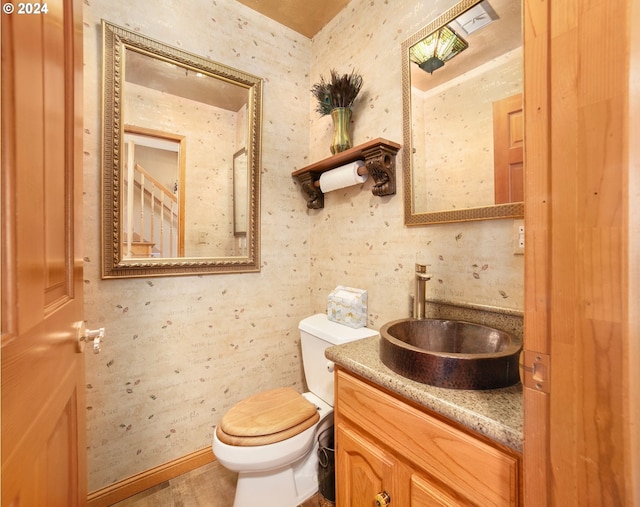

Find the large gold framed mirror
[[102, 21, 262, 277], [402, 0, 523, 225]]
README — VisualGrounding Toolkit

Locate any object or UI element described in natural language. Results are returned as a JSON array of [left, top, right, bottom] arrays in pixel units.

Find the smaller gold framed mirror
[[402, 0, 524, 226]]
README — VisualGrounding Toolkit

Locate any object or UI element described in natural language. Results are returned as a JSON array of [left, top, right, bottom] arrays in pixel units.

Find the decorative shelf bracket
[[291, 138, 401, 209], [363, 142, 398, 197]]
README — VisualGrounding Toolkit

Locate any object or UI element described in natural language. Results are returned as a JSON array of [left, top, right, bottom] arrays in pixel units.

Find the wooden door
[[523, 0, 639, 504], [1, 0, 86, 505], [493, 93, 524, 204]]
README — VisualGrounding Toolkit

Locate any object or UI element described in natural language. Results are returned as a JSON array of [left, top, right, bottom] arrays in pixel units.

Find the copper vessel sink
[[379, 319, 521, 390]]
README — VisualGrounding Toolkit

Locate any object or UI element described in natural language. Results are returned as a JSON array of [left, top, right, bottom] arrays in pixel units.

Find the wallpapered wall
[[306, 0, 524, 326], [83, 0, 524, 492], [83, 0, 312, 491]]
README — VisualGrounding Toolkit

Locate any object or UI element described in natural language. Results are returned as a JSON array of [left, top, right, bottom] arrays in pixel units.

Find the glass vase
[[330, 107, 352, 154]]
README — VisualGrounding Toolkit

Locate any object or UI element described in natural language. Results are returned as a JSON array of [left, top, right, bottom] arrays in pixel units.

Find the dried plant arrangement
[[311, 69, 363, 116]]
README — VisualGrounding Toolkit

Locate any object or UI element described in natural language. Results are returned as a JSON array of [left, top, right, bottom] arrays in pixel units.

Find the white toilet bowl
[[212, 393, 332, 507], [212, 314, 378, 507]]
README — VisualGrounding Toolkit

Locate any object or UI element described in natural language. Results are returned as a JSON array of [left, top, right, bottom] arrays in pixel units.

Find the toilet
[[212, 313, 378, 507]]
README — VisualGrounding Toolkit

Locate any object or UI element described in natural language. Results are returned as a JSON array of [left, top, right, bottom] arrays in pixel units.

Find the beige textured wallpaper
[[83, 0, 312, 491], [83, 0, 524, 492]]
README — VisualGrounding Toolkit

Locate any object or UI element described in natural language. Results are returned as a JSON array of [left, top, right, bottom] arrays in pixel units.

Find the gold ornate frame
[[401, 0, 524, 225], [101, 21, 262, 277]]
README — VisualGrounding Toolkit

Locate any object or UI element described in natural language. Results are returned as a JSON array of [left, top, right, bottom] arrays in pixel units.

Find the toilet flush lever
[[76, 322, 105, 354]]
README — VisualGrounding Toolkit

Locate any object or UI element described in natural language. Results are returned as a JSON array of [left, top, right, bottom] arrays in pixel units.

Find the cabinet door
[[410, 473, 472, 506], [336, 369, 520, 505], [336, 422, 405, 507]]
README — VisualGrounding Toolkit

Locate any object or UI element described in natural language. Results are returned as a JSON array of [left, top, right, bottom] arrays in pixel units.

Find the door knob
[[76, 322, 105, 354], [375, 491, 391, 507]]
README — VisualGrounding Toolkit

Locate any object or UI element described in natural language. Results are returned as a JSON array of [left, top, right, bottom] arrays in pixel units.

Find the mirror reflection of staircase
[[123, 130, 183, 259], [123, 160, 180, 258], [123, 232, 159, 258]]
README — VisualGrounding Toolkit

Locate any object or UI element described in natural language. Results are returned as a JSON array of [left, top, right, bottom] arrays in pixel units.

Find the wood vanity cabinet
[[334, 368, 521, 506]]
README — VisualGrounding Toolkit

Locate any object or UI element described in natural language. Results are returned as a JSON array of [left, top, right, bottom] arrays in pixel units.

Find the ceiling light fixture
[[409, 25, 469, 74]]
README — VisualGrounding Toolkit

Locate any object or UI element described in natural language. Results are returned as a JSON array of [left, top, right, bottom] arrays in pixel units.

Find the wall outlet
[[513, 219, 524, 255]]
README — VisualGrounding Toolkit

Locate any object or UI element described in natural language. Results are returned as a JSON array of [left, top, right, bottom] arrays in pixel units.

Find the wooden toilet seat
[[216, 387, 320, 446]]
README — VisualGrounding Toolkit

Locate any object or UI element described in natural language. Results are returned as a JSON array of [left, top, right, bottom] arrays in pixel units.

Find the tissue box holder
[[327, 286, 367, 328]]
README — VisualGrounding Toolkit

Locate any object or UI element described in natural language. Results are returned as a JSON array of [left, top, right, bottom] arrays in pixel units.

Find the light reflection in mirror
[[123, 49, 250, 258], [402, 0, 524, 226], [411, 48, 522, 212]]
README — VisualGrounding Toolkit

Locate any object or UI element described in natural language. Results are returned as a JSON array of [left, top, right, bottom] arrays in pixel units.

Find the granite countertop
[[326, 336, 524, 453]]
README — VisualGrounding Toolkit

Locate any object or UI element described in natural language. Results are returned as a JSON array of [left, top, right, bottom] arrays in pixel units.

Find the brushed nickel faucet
[[414, 263, 433, 319]]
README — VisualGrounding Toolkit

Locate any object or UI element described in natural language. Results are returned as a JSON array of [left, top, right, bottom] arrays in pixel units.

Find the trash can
[[317, 426, 336, 507]]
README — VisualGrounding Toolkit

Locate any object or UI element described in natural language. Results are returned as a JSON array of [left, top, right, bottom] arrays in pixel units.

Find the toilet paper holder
[[291, 137, 401, 209], [315, 160, 368, 194]]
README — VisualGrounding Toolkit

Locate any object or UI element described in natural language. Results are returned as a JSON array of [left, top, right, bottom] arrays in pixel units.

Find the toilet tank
[[299, 314, 378, 406]]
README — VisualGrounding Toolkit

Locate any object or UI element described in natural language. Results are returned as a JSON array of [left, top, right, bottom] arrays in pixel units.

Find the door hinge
[[521, 350, 550, 393]]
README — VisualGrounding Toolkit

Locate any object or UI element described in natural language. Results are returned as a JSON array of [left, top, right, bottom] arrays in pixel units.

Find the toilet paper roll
[[319, 160, 368, 193]]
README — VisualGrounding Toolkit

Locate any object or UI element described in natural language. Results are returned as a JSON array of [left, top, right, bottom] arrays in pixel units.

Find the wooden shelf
[[291, 138, 401, 209]]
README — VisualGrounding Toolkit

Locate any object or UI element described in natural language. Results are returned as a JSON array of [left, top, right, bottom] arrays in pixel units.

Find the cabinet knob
[[375, 491, 391, 507]]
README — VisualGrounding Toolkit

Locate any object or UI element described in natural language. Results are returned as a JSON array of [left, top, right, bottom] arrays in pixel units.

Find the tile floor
[[111, 460, 321, 506]]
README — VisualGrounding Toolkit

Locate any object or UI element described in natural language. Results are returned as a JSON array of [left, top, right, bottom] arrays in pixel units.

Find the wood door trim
[[522, 0, 551, 502]]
